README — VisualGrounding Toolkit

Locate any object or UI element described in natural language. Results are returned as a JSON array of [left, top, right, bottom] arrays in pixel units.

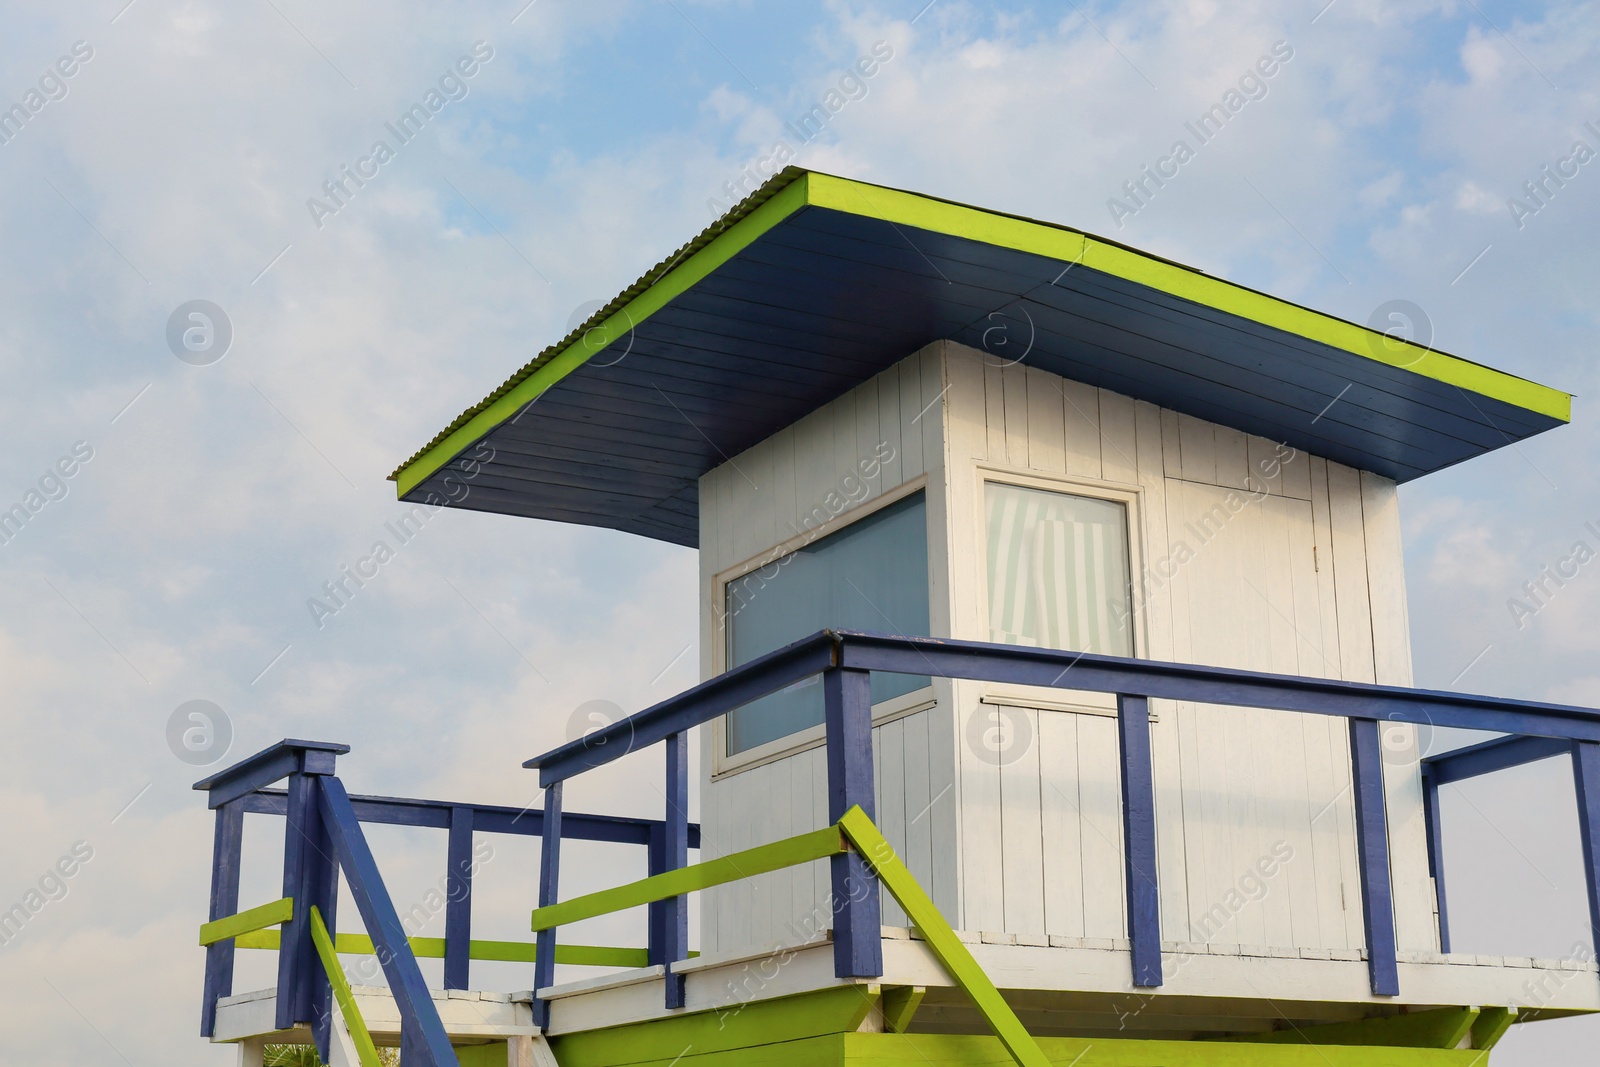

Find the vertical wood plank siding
[[697, 341, 1430, 972]]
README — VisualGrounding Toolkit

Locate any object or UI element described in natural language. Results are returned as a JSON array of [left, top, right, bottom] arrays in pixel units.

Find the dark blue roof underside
[[405, 206, 1562, 548]]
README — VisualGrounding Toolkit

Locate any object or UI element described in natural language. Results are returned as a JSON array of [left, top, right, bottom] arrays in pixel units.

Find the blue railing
[[197, 630, 1600, 1057], [193, 741, 699, 1066], [1421, 734, 1600, 956], [524, 628, 1600, 1018]]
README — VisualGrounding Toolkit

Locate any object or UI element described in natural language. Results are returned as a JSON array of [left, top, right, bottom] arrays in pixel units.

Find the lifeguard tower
[[194, 169, 1600, 1066]]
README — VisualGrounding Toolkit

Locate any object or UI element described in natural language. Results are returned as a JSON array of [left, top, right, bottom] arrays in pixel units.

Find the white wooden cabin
[[697, 338, 1429, 970], [378, 168, 1598, 1056]]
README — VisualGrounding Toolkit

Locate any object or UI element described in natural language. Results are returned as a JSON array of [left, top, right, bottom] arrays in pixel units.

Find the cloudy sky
[[1, 0, 1597, 1063]]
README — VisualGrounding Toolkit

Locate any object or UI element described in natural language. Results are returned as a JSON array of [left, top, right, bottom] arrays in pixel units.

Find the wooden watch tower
[[195, 169, 1600, 1067]]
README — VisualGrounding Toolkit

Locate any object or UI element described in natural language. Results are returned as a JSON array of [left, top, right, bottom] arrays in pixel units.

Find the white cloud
[[1460, 25, 1508, 83], [1453, 177, 1499, 213]]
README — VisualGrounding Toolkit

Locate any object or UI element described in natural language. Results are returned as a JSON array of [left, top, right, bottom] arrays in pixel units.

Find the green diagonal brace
[[1471, 1007, 1517, 1051], [837, 806, 1051, 1067], [309, 905, 382, 1067]]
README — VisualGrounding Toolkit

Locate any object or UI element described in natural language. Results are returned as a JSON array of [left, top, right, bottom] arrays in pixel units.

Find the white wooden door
[[1162, 479, 1363, 951]]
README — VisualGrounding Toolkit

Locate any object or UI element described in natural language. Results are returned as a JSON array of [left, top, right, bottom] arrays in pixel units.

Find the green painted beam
[[234, 928, 653, 967], [866, 1034, 1488, 1065], [881, 986, 925, 1034], [309, 905, 382, 1067], [459, 1044, 520, 1067], [530, 824, 845, 933], [837, 806, 1050, 1067], [1469, 1007, 1517, 1051], [1231, 1007, 1478, 1049], [558, 1031, 1490, 1066], [454, 1044, 510, 1067], [198, 896, 293, 946], [549, 985, 880, 1067]]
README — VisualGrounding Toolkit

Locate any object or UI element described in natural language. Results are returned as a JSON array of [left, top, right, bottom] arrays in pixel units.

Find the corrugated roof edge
[[388, 166, 811, 485]]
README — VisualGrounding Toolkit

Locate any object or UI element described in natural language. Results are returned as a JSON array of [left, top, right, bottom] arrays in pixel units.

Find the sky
[[0, 0, 1597, 1063]]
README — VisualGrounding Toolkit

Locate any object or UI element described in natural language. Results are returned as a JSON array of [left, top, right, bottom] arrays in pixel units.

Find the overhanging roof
[[391, 168, 1570, 548]]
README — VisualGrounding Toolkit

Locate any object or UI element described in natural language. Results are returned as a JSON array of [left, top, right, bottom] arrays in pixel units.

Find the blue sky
[[1, 1, 1598, 1063]]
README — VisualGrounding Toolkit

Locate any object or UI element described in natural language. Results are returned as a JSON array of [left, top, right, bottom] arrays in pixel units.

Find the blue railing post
[[277, 751, 341, 1039], [533, 780, 564, 1029], [200, 799, 244, 1037], [647, 820, 667, 955], [1420, 765, 1451, 954], [1570, 741, 1600, 957], [1349, 718, 1400, 996], [661, 732, 690, 1007], [823, 666, 883, 978], [1117, 694, 1162, 987], [193, 740, 350, 1044], [304, 785, 339, 1057], [444, 805, 475, 990]]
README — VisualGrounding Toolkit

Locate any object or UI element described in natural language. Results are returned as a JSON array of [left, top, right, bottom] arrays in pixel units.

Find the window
[[724, 491, 930, 756], [985, 481, 1134, 656]]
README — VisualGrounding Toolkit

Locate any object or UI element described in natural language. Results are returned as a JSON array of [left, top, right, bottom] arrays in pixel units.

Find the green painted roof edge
[[393, 169, 1571, 498]]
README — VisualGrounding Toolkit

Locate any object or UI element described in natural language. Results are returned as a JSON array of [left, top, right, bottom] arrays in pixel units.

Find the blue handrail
[[522, 629, 1600, 1011], [196, 630, 1600, 1048]]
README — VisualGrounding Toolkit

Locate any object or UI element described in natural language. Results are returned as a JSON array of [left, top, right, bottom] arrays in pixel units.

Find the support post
[[661, 732, 689, 1008], [533, 781, 564, 1030], [304, 789, 338, 1057], [647, 820, 667, 960], [275, 771, 309, 1032], [823, 666, 882, 979], [1117, 694, 1162, 987], [1570, 741, 1600, 957], [444, 805, 475, 990], [200, 799, 244, 1037], [1420, 766, 1451, 954], [1349, 718, 1400, 996], [276, 756, 339, 1038]]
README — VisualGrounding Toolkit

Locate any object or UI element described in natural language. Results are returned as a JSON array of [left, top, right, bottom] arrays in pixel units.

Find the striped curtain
[[987, 483, 1132, 656]]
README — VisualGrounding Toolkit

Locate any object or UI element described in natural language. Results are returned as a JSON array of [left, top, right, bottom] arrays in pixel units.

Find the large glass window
[[986, 482, 1134, 656], [725, 491, 930, 756]]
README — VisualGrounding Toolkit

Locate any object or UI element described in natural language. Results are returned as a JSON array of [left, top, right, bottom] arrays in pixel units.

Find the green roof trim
[[393, 169, 1570, 499], [803, 172, 1570, 421]]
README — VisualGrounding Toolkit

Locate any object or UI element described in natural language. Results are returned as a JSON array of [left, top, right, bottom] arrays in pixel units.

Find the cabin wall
[[696, 343, 958, 955], [938, 341, 1434, 955], [697, 339, 1435, 962]]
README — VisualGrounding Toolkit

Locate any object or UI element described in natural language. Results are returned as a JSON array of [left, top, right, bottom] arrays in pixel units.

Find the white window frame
[[972, 463, 1148, 719], [710, 476, 935, 779]]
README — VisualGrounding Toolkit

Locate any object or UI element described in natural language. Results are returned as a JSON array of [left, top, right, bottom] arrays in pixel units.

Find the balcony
[[195, 631, 1600, 1067]]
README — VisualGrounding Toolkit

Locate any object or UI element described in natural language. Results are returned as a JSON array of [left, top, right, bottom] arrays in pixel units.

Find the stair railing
[[194, 740, 700, 1066]]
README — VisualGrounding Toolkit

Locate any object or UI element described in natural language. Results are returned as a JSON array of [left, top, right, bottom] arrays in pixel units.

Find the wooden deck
[[537, 931, 1599, 1040], [210, 931, 1597, 1065]]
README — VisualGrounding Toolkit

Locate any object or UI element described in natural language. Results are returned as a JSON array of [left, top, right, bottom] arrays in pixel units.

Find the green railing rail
[[235, 929, 656, 969], [200, 899, 659, 968]]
